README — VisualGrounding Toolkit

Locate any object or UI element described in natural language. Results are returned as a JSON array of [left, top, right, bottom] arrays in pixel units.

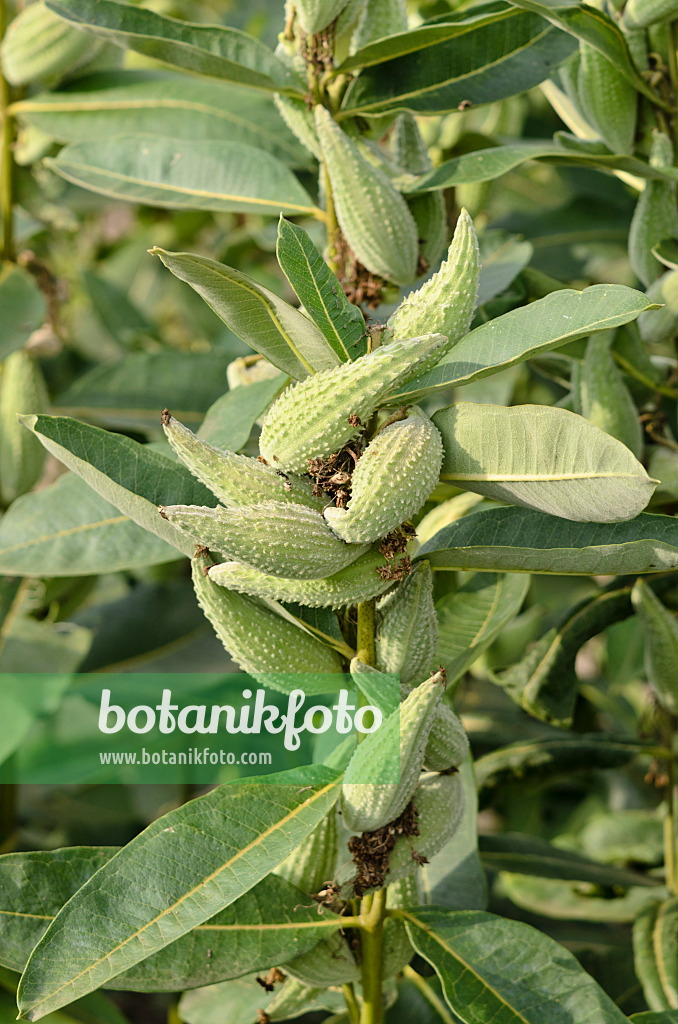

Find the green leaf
[[0, 473, 179, 576], [0, 847, 343, 990], [433, 402, 655, 523], [500, 872, 662, 923], [509, 0, 668, 107], [151, 249, 340, 379], [19, 415, 217, 558], [45, 0, 299, 94], [477, 233, 534, 306], [0, 263, 47, 361], [475, 734, 645, 798], [10, 71, 312, 168], [631, 1014, 678, 1022], [0, 616, 91, 675], [402, 906, 629, 1023], [417, 506, 678, 575], [17, 765, 342, 1020], [55, 351, 233, 432], [436, 573, 530, 683], [406, 141, 678, 193], [197, 374, 287, 450], [47, 137, 319, 217], [340, 8, 577, 116], [632, 579, 678, 715], [276, 217, 367, 361], [393, 284, 658, 401], [479, 833, 659, 887]]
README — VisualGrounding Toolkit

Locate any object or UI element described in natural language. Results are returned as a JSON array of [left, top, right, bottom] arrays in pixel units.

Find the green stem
[[402, 966, 456, 1024], [343, 982, 361, 1024], [322, 159, 341, 275], [359, 887, 387, 1024], [0, 0, 14, 262]]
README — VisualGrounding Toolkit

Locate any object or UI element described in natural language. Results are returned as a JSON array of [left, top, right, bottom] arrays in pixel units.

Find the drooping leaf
[[55, 351, 233, 432], [433, 403, 655, 523], [45, 0, 300, 94], [17, 765, 342, 1020], [10, 71, 311, 168], [151, 249, 340, 379], [340, 7, 577, 115], [402, 906, 629, 1023], [500, 871, 662, 923], [417, 507, 678, 576], [276, 217, 367, 361], [436, 573, 530, 683], [0, 473, 180, 576], [0, 263, 47, 361], [393, 284, 657, 401], [48, 137, 319, 217], [19, 415, 218, 557], [0, 847, 343, 990]]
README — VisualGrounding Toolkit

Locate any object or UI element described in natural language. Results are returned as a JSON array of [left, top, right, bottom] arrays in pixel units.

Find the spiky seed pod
[[351, 0, 408, 51], [191, 554, 344, 691], [387, 210, 480, 348], [639, 270, 678, 344], [314, 106, 418, 285], [275, 810, 339, 895], [0, 1, 101, 85], [273, 94, 322, 161], [208, 540, 418, 609], [294, 0, 349, 35], [258, 332, 448, 474], [624, 0, 678, 29], [162, 502, 369, 579], [629, 132, 678, 287], [422, 703, 469, 772], [162, 413, 323, 511], [375, 561, 438, 684], [0, 349, 49, 506], [577, 43, 637, 155], [284, 931, 361, 986], [341, 672, 444, 833], [324, 408, 443, 545], [385, 771, 465, 885]]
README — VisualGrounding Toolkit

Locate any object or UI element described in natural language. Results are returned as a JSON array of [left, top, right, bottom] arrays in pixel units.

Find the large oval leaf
[[45, 0, 299, 94], [417, 506, 678, 576], [17, 765, 342, 1020], [11, 71, 311, 168], [403, 907, 629, 1023], [432, 403, 655, 522], [47, 137, 319, 216]]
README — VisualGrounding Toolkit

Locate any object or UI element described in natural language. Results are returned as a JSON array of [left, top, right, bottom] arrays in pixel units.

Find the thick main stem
[[359, 886, 387, 1024], [0, 0, 14, 261]]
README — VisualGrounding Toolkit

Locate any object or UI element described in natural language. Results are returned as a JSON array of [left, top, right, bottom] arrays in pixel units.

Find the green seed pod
[[273, 94, 322, 161], [324, 407, 443, 544], [422, 703, 469, 772], [386, 770, 465, 885], [624, 0, 678, 29], [284, 930, 361, 986], [632, 579, 678, 714], [314, 106, 418, 285], [162, 501, 369, 579], [258, 333, 448, 474], [0, 349, 49, 506], [208, 540, 417, 609], [577, 42, 637, 154], [628, 132, 678, 287], [294, 0, 349, 35], [382, 879, 415, 978], [639, 270, 678, 343], [387, 210, 479, 348], [375, 561, 438, 685], [191, 554, 344, 690], [341, 672, 443, 833], [351, 0, 408, 51], [162, 412, 323, 511], [579, 332, 643, 457], [276, 810, 339, 895], [0, 1, 100, 85]]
